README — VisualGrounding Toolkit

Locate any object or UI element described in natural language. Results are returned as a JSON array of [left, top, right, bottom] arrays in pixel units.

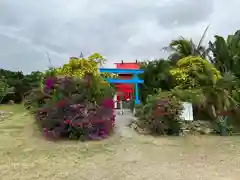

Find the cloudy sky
[[0, 0, 239, 73]]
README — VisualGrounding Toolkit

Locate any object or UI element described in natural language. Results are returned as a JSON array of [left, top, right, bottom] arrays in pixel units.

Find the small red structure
[[115, 61, 140, 102]]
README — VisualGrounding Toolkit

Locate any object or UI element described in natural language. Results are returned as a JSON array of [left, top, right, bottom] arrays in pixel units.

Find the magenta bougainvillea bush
[[25, 74, 115, 141], [135, 93, 183, 135]]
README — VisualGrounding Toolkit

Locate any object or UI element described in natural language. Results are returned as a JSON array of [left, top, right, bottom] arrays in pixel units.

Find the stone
[[8, 100, 14, 104], [0, 111, 14, 121], [181, 120, 214, 135], [202, 127, 213, 134]]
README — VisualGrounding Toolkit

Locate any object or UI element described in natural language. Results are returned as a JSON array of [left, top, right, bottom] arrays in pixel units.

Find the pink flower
[[45, 77, 55, 89], [43, 128, 49, 137], [58, 99, 65, 107], [64, 119, 71, 124], [102, 99, 114, 108]]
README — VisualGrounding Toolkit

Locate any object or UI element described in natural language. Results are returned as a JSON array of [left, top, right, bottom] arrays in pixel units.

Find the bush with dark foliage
[[135, 92, 183, 135], [0, 69, 43, 103], [24, 74, 115, 141]]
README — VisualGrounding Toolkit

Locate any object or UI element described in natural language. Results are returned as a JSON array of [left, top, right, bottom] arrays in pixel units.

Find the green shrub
[[135, 92, 183, 135], [0, 76, 14, 103]]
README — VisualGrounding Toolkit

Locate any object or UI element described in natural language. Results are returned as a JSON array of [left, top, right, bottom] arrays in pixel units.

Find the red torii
[[114, 61, 140, 102]]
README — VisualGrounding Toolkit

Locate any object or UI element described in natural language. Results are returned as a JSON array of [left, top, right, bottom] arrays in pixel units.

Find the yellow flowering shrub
[[41, 53, 113, 91], [170, 56, 222, 88], [54, 53, 102, 78]]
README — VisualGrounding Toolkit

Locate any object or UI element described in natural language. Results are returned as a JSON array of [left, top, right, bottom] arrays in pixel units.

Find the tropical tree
[[0, 77, 14, 103], [0, 69, 25, 102], [171, 70, 237, 135], [169, 56, 238, 135], [139, 59, 174, 102], [208, 30, 240, 77], [163, 25, 209, 64], [24, 71, 43, 88], [20, 71, 43, 96]]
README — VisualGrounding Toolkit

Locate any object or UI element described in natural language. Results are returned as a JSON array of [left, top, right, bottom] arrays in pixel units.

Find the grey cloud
[[0, 34, 48, 73], [156, 0, 213, 28], [0, 0, 239, 72]]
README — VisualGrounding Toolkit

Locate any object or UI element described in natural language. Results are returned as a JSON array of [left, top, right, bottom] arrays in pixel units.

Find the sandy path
[[114, 109, 137, 138]]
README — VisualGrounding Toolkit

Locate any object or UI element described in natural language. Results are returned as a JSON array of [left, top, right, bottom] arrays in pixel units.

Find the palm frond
[[196, 24, 210, 50]]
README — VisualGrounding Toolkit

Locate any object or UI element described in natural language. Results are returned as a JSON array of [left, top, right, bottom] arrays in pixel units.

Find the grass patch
[[0, 103, 25, 113], [0, 107, 240, 179], [0, 106, 120, 179]]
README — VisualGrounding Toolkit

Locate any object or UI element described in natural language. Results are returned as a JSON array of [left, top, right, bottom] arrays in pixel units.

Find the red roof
[[115, 62, 140, 69]]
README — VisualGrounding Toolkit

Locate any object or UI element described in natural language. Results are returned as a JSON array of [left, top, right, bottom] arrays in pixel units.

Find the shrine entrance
[[99, 68, 144, 108]]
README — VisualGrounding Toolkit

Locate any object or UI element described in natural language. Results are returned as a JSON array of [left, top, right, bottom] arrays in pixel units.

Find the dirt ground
[[0, 106, 240, 180]]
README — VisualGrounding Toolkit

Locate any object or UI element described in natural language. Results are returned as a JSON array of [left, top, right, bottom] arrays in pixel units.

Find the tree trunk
[[210, 105, 217, 120]]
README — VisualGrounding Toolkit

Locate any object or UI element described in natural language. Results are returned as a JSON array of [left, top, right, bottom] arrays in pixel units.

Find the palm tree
[[208, 30, 240, 76], [199, 73, 237, 117], [163, 25, 210, 64]]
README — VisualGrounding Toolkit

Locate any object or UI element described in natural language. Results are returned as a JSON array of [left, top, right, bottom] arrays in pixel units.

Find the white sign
[[180, 102, 193, 121], [113, 94, 117, 109]]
